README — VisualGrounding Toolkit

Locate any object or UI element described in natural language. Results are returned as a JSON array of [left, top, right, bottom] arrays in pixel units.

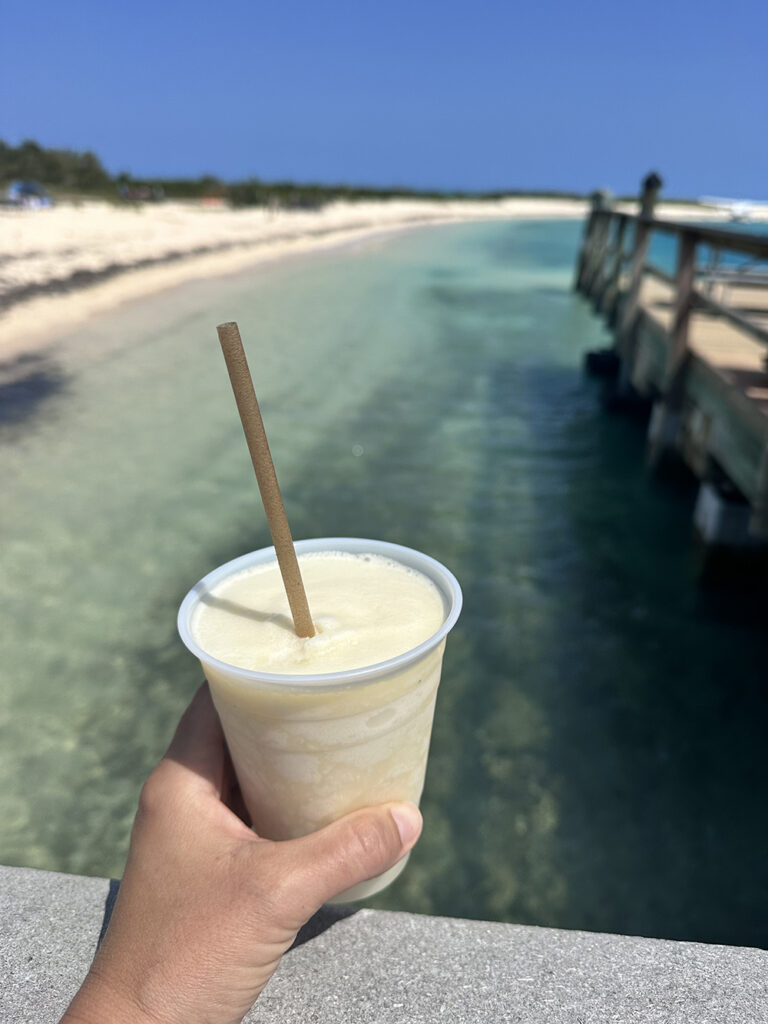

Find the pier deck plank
[[639, 275, 768, 426]]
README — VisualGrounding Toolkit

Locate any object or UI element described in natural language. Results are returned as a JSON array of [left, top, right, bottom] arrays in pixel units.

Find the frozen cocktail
[[178, 536, 462, 900]]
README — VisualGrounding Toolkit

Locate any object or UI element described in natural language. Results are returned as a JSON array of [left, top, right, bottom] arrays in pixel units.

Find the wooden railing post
[[640, 170, 662, 218], [582, 211, 613, 297], [598, 215, 628, 317], [647, 230, 697, 469], [574, 190, 609, 292], [616, 219, 650, 358], [664, 231, 697, 404], [615, 174, 663, 382]]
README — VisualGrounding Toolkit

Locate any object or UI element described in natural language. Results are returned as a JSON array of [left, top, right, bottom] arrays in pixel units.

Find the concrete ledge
[[2, 863, 767, 1022]]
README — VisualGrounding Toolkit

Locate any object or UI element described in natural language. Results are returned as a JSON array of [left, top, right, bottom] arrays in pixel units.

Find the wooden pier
[[575, 179, 768, 554]]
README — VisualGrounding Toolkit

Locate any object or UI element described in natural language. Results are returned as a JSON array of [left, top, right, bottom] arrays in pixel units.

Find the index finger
[[164, 682, 228, 797]]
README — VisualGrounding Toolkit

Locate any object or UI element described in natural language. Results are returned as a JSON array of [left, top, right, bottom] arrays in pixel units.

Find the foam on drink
[[191, 550, 446, 676]]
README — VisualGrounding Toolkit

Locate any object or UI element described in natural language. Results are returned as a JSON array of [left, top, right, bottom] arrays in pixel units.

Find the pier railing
[[577, 209, 768, 357], [575, 189, 768, 548]]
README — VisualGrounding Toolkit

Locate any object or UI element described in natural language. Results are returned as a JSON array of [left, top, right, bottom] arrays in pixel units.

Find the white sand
[[0, 197, 588, 360], [1, 195, 755, 362]]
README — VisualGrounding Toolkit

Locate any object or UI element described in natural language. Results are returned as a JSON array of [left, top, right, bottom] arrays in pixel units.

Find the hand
[[61, 683, 422, 1024]]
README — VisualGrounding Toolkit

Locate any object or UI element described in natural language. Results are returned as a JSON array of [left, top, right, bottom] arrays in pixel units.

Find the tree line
[[1, 139, 112, 192], [1, 138, 586, 207]]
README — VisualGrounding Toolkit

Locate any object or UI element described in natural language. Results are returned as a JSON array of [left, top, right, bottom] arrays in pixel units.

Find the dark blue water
[[1, 219, 766, 947]]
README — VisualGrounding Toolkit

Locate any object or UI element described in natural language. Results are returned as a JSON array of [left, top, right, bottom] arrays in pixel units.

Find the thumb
[[276, 802, 422, 920]]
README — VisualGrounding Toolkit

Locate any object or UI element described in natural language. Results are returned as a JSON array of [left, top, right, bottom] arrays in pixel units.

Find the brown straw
[[216, 321, 315, 638]]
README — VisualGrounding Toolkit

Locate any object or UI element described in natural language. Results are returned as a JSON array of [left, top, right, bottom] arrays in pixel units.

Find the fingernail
[[390, 803, 422, 847]]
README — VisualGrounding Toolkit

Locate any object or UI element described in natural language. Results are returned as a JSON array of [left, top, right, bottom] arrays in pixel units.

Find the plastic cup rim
[[177, 537, 463, 691]]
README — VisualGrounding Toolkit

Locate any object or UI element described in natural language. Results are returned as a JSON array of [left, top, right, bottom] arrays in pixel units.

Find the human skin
[[60, 684, 422, 1024]]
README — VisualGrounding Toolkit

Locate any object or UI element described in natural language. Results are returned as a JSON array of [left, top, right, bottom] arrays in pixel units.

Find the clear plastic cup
[[177, 537, 462, 900]]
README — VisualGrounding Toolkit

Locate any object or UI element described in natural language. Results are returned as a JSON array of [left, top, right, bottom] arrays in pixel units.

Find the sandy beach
[[0, 197, 586, 360], [1, 195, 756, 363]]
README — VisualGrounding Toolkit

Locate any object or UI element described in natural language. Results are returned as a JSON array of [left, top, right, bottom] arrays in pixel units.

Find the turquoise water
[[1, 219, 766, 947], [632, 221, 768, 275]]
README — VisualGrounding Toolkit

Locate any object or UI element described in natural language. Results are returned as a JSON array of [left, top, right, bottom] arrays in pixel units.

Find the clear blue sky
[[2, 0, 766, 197]]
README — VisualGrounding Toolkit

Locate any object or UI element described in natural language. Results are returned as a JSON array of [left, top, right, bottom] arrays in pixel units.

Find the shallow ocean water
[[1, 219, 766, 946]]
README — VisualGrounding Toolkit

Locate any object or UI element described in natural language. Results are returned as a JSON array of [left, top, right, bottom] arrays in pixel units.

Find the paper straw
[[216, 321, 315, 638]]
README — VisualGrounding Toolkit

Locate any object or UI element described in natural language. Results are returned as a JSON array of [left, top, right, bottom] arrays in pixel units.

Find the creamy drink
[[178, 537, 462, 900]]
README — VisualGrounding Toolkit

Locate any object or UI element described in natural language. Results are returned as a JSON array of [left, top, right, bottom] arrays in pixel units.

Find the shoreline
[[0, 196, 755, 363], [0, 197, 585, 361]]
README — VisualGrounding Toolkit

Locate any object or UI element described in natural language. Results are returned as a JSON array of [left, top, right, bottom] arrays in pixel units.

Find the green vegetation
[[0, 137, 588, 208], [0, 139, 112, 194]]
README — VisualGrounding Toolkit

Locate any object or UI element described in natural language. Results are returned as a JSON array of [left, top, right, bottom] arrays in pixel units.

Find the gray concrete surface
[[1, 863, 766, 1022]]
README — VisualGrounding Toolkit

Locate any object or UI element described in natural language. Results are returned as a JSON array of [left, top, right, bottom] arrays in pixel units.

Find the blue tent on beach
[[5, 180, 53, 208]]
